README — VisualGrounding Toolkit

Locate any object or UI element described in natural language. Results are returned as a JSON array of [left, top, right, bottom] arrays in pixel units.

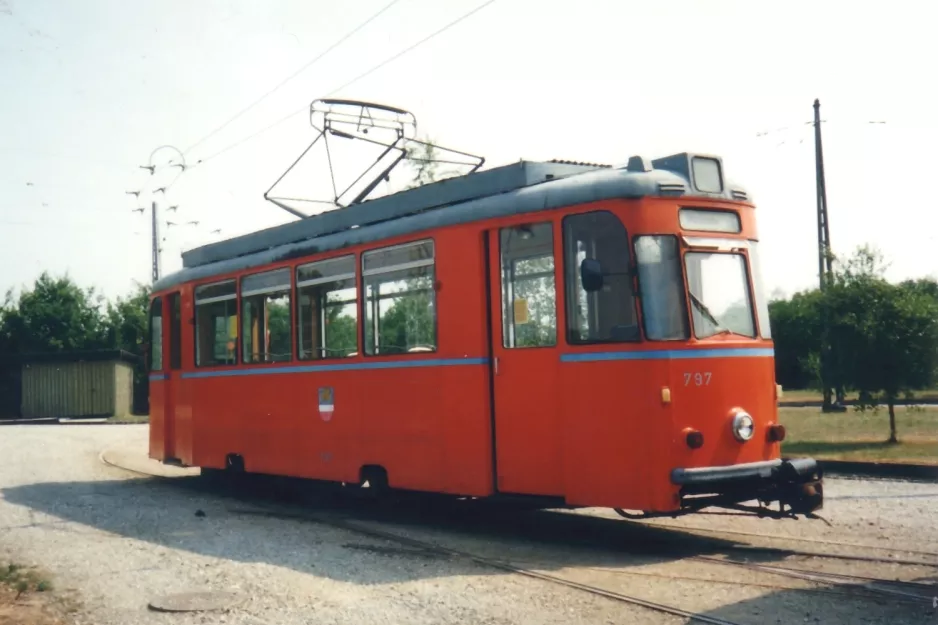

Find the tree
[[324, 304, 357, 356], [0, 272, 110, 354], [102, 282, 151, 413], [103, 282, 150, 355], [769, 290, 824, 389], [402, 136, 463, 190], [822, 247, 938, 442]]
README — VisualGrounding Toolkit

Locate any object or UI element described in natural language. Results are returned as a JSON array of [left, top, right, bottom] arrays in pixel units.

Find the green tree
[[103, 282, 151, 355], [402, 136, 463, 190], [324, 304, 357, 355], [374, 288, 435, 352], [769, 290, 825, 389], [102, 281, 152, 412], [822, 246, 938, 442], [0, 272, 110, 353]]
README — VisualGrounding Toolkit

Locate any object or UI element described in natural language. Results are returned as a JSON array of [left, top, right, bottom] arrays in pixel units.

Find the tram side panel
[[148, 378, 167, 461], [182, 226, 495, 496], [559, 357, 676, 511]]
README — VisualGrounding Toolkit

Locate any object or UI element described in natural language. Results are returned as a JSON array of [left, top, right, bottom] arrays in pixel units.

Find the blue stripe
[[179, 357, 489, 380], [149, 374, 168, 381], [559, 347, 774, 363]]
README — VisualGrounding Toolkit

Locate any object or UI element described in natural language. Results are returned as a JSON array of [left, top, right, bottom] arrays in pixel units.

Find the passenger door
[[147, 296, 166, 460], [487, 222, 563, 496], [163, 292, 183, 462]]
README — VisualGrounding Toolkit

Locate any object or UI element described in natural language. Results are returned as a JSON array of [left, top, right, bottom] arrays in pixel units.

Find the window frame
[[560, 210, 640, 346], [193, 278, 238, 368], [239, 267, 293, 365], [361, 238, 438, 357], [295, 254, 359, 361]]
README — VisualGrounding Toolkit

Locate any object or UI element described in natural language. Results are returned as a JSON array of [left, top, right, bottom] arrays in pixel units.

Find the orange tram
[[147, 143, 823, 521]]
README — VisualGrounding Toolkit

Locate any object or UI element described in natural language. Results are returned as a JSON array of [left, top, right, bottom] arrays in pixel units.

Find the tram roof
[[154, 152, 751, 292]]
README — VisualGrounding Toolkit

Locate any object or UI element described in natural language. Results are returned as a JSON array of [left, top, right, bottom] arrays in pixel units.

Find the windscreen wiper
[[688, 291, 727, 333]]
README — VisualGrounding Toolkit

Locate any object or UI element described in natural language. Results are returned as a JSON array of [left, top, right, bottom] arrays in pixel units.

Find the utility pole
[[137, 145, 185, 285], [151, 200, 161, 282], [813, 98, 845, 412]]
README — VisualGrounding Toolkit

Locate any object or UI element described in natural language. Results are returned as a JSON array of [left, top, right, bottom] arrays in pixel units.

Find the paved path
[[1, 424, 936, 625]]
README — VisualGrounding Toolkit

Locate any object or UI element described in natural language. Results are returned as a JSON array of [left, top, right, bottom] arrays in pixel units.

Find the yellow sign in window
[[513, 298, 530, 324]]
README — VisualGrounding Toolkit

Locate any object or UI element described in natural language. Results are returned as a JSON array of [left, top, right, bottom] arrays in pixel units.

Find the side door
[[163, 291, 183, 462], [147, 296, 166, 460], [487, 221, 563, 496]]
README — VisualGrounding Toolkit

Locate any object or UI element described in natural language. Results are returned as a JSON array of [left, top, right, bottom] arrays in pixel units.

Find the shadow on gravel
[[3, 473, 935, 624]]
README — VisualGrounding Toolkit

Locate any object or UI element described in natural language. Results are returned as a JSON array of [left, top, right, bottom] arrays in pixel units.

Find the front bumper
[[670, 458, 823, 516]]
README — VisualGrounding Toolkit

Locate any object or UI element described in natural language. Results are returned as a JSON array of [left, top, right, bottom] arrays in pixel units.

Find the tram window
[[500, 223, 557, 348], [148, 297, 163, 371], [747, 241, 772, 339], [241, 268, 292, 363], [362, 240, 436, 355], [194, 280, 237, 367], [168, 292, 182, 370], [296, 255, 358, 360], [685, 252, 756, 339], [634, 236, 690, 340], [562, 211, 639, 344]]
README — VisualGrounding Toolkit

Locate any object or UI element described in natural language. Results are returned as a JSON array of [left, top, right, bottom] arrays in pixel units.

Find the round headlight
[[732, 411, 755, 442]]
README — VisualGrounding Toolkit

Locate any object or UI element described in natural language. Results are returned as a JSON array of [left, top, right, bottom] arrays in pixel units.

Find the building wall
[[113, 362, 134, 418], [21, 360, 119, 418]]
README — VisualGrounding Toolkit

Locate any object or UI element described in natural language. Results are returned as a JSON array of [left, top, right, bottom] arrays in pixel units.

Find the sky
[[2, 0, 937, 303]]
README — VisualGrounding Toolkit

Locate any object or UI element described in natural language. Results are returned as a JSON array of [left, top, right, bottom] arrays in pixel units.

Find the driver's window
[[499, 223, 557, 348], [562, 211, 639, 344]]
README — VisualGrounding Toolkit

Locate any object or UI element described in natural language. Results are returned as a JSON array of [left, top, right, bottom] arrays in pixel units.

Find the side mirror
[[141, 342, 151, 372], [580, 258, 604, 292]]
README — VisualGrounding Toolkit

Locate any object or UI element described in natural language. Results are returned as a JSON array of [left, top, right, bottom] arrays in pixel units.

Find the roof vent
[[730, 188, 749, 201], [657, 182, 686, 196], [626, 156, 653, 172]]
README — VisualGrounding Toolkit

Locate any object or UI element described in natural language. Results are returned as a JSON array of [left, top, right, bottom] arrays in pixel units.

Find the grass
[[779, 406, 938, 464], [110, 413, 149, 424], [779, 388, 938, 404], [0, 562, 53, 597]]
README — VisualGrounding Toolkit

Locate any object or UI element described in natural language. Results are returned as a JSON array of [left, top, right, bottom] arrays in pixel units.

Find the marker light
[[731, 411, 755, 442], [767, 424, 786, 443], [683, 428, 704, 449]]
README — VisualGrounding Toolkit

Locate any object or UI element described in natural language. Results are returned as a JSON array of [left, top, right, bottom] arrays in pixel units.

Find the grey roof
[[154, 152, 750, 293], [181, 160, 601, 269]]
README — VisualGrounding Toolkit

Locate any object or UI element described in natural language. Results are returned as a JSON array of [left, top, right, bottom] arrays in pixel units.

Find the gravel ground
[[0, 424, 936, 625]]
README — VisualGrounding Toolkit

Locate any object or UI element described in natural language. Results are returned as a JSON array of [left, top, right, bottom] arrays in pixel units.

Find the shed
[[10, 350, 138, 419]]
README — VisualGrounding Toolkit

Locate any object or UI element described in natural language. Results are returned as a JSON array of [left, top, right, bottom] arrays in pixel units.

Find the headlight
[[731, 411, 755, 442]]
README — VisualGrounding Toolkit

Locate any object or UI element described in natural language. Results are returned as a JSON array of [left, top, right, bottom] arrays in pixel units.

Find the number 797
[[684, 372, 712, 386]]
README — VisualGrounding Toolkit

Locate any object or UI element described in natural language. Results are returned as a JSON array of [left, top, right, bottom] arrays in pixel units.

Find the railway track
[[107, 462, 938, 622], [648, 522, 938, 561], [227, 503, 936, 621], [229, 505, 749, 625]]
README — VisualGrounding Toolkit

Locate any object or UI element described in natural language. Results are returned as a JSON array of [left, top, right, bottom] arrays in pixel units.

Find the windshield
[[684, 252, 756, 338], [634, 235, 689, 340]]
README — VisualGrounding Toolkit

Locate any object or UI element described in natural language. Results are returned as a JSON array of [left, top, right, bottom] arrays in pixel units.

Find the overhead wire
[[190, 0, 498, 169], [182, 0, 403, 156], [124, 0, 498, 258]]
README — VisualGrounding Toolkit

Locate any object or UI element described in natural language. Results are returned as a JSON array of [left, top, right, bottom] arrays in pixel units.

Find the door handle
[[494, 356, 499, 375]]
